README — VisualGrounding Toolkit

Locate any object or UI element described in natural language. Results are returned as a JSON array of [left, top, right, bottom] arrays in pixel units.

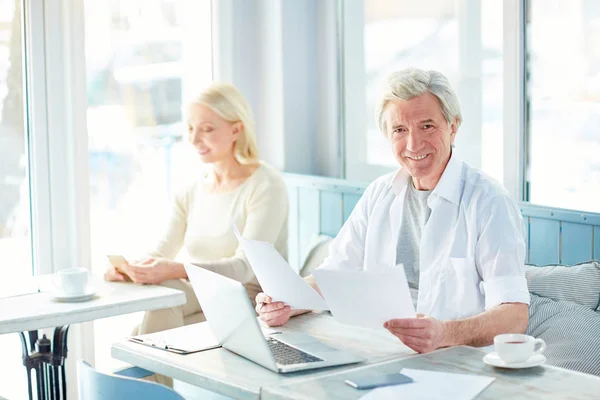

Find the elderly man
[[257, 68, 530, 354]]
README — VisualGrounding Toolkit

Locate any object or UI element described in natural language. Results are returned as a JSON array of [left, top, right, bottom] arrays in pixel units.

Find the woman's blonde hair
[[191, 83, 259, 164]]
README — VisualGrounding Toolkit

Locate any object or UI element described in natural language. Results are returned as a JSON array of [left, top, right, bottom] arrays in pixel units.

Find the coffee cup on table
[[53, 268, 89, 296], [494, 333, 546, 364]]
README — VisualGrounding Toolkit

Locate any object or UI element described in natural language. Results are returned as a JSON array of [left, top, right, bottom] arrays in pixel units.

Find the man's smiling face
[[384, 92, 458, 190]]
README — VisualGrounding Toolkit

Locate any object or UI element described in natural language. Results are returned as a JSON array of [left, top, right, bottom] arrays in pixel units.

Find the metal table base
[[19, 326, 70, 400]]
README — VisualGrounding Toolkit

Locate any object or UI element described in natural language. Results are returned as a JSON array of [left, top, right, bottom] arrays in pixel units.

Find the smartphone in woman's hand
[[106, 254, 132, 281]]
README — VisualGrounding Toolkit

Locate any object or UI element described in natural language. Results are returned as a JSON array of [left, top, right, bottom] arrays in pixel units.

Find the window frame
[[340, 0, 527, 201], [23, 0, 54, 276], [17, 0, 95, 397]]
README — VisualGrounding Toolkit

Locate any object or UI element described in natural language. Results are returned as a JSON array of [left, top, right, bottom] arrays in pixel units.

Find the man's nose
[[405, 131, 421, 151]]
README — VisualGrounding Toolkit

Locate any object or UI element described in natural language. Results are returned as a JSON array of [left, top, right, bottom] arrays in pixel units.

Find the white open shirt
[[317, 152, 530, 320]]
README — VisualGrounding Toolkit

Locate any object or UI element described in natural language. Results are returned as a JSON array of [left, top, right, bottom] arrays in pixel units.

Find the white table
[[0, 275, 186, 400], [261, 346, 600, 400], [111, 313, 416, 399]]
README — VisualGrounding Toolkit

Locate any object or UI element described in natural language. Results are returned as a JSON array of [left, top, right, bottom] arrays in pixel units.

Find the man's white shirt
[[317, 152, 530, 320]]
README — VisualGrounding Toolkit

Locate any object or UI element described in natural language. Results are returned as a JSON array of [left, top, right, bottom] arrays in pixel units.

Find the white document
[[313, 267, 415, 329], [234, 224, 327, 310], [359, 369, 495, 400], [128, 322, 220, 354]]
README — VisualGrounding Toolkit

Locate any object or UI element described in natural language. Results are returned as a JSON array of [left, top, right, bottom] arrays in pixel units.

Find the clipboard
[[127, 322, 221, 355]]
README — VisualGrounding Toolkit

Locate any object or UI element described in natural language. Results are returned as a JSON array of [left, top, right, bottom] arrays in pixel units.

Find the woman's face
[[187, 103, 240, 164]]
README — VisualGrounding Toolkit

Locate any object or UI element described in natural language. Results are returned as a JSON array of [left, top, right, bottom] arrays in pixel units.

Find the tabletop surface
[[0, 276, 186, 334], [111, 312, 416, 399], [261, 346, 600, 400]]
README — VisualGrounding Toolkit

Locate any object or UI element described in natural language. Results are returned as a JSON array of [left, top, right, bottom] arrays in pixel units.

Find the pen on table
[[132, 337, 168, 349]]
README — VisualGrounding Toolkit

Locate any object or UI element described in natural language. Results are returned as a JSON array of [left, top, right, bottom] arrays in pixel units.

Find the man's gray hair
[[375, 68, 463, 135]]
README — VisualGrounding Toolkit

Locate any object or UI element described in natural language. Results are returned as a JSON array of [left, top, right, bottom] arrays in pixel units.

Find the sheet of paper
[[313, 267, 415, 329], [359, 369, 495, 400], [128, 322, 220, 353], [234, 224, 327, 310]]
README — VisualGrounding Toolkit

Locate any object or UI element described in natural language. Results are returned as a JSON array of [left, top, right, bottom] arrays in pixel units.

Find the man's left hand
[[122, 258, 175, 284], [384, 314, 448, 353]]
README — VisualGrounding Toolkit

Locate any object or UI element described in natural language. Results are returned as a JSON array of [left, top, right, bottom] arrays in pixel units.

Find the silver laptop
[[184, 264, 364, 373]]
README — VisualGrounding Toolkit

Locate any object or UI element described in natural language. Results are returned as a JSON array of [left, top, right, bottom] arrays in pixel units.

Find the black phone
[[345, 372, 414, 390]]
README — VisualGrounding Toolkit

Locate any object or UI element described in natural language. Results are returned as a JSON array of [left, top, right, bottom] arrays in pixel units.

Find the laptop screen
[[184, 264, 278, 371]]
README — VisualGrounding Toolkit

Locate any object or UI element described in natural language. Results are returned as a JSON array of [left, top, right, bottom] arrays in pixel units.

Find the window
[[343, 1, 506, 186], [525, 0, 600, 213], [0, 0, 32, 398], [84, 0, 213, 370]]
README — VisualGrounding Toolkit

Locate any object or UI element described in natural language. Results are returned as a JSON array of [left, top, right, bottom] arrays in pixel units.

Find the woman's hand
[[255, 293, 292, 327], [103, 265, 127, 282], [122, 258, 178, 285]]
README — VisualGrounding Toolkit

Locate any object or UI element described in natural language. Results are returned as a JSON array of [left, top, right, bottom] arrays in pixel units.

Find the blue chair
[[77, 361, 185, 400]]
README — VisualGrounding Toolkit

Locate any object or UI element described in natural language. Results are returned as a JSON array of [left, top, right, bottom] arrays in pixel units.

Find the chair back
[[77, 361, 185, 400]]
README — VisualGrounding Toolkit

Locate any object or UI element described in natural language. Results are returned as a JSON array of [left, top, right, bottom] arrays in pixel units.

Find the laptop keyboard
[[266, 337, 323, 365]]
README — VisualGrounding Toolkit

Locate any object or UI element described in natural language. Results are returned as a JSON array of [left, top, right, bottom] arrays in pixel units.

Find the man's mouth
[[406, 153, 429, 161]]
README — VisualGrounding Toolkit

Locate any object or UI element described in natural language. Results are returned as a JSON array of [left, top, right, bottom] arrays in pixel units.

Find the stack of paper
[[234, 225, 416, 328], [234, 224, 327, 310], [313, 268, 415, 329]]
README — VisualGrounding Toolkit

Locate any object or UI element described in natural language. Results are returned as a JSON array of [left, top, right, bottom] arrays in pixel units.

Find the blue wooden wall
[[520, 203, 600, 266], [284, 173, 600, 270], [285, 174, 365, 271]]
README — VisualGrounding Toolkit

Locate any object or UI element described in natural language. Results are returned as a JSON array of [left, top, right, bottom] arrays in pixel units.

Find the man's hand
[[384, 314, 448, 353], [122, 258, 176, 284], [255, 293, 291, 327]]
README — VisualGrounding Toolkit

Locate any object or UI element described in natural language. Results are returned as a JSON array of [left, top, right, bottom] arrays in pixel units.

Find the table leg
[[61, 366, 67, 399], [52, 326, 70, 400], [19, 326, 71, 400], [19, 333, 34, 400], [43, 363, 50, 400], [53, 364, 60, 400]]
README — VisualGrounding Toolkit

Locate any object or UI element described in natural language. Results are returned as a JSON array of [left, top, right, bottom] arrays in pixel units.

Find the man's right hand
[[255, 293, 291, 327]]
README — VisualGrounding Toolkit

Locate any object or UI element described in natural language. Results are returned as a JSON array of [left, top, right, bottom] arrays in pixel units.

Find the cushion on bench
[[525, 261, 600, 310], [526, 294, 600, 376], [300, 235, 333, 277]]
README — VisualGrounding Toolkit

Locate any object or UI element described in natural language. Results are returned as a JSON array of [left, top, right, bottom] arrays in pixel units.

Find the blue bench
[[284, 173, 600, 270]]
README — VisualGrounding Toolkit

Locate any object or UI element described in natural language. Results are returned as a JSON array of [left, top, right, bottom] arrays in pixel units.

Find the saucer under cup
[[53, 268, 88, 297], [483, 352, 546, 369], [52, 286, 96, 302]]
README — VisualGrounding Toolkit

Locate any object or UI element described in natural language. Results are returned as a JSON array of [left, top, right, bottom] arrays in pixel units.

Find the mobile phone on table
[[345, 372, 413, 390], [106, 254, 132, 281]]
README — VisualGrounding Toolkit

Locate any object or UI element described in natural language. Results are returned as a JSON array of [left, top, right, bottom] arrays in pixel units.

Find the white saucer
[[483, 352, 546, 369], [51, 286, 97, 302]]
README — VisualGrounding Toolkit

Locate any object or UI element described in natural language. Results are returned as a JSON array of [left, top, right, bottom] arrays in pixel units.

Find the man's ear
[[449, 117, 458, 144]]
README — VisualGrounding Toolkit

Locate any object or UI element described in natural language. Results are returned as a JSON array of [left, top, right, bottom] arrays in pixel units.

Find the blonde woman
[[104, 82, 288, 338]]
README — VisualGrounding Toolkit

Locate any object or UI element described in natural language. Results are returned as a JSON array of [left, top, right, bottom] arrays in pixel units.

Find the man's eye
[[423, 124, 434, 130], [393, 128, 406, 134]]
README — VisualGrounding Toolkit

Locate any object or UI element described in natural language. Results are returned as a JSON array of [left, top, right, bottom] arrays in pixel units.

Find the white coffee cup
[[494, 333, 546, 364], [53, 268, 88, 296]]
